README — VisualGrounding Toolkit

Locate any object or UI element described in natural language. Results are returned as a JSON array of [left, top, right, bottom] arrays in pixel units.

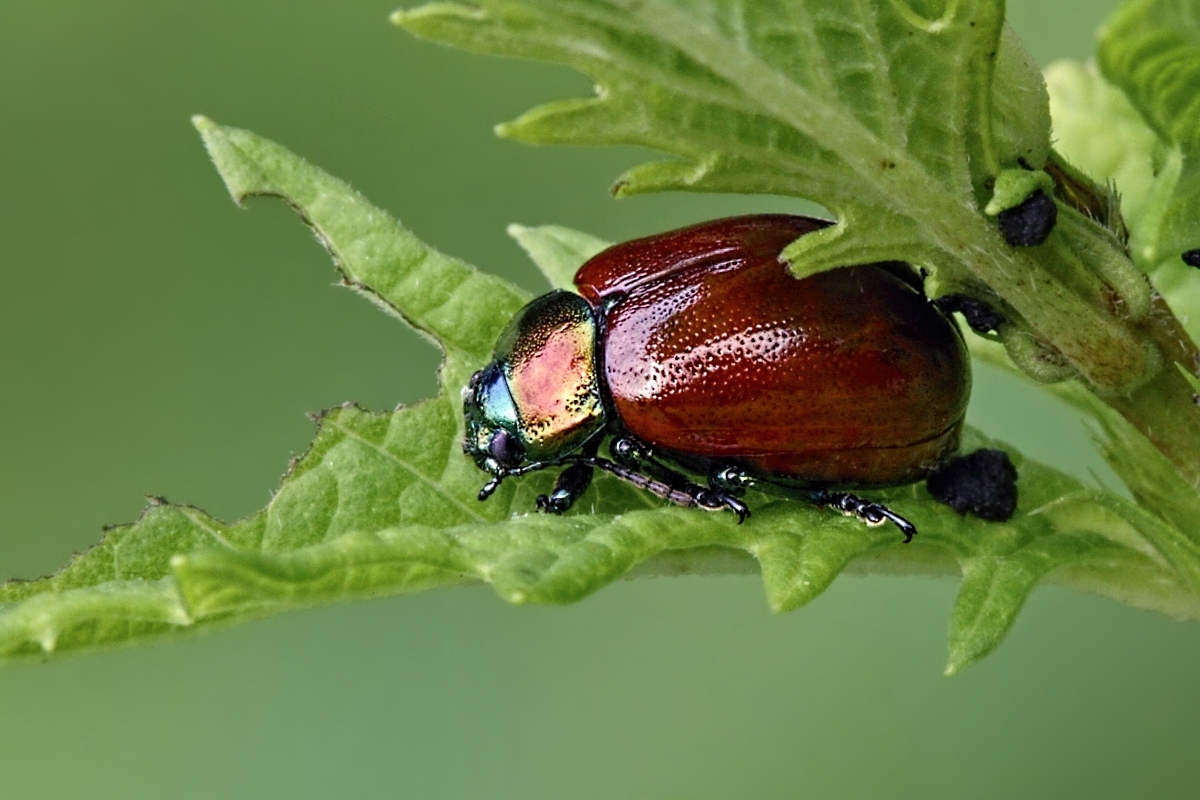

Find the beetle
[[463, 214, 1004, 541]]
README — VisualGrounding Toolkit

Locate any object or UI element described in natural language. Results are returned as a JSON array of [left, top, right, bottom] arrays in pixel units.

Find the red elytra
[[574, 214, 970, 486]]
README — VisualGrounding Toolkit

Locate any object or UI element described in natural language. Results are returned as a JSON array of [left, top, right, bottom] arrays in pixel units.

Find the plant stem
[[1107, 294, 1200, 489]]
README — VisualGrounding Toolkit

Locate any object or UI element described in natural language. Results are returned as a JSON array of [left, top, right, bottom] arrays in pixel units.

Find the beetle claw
[[725, 496, 751, 523], [817, 491, 917, 542], [535, 494, 560, 514]]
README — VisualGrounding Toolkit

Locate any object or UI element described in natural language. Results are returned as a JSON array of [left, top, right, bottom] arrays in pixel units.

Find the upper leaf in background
[[1044, 2, 1200, 434], [396, 0, 1041, 283], [1045, 57, 1200, 345], [1045, 60, 1159, 225], [396, 0, 1164, 398], [1099, 0, 1200, 272]]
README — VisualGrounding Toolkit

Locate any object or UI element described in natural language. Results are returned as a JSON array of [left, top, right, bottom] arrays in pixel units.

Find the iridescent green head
[[463, 290, 607, 482]]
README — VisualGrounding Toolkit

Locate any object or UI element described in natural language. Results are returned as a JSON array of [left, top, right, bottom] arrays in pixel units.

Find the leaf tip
[[191, 114, 215, 133], [393, 3, 487, 32], [945, 638, 994, 677]]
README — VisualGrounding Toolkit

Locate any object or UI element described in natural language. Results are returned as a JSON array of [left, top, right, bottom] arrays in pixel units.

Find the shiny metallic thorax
[[463, 290, 606, 471]]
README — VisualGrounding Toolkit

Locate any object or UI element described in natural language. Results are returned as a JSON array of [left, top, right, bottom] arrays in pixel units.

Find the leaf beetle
[[463, 214, 1015, 540]]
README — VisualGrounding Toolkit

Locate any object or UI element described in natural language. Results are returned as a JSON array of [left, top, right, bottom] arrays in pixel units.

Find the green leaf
[[1099, 0, 1200, 270], [458, 2, 1041, 219], [3, 122, 1198, 674], [506, 223, 608, 290]]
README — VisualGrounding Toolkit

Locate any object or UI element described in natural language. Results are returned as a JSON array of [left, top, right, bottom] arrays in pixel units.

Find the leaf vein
[[325, 417, 486, 524]]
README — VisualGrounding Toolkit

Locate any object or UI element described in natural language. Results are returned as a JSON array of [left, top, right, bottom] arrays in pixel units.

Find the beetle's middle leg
[[588, 437, 750, 522], [811, 490, 917, 543]]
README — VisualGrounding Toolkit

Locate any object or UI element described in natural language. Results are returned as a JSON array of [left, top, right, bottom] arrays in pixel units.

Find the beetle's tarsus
[[692, 488, 750, 522], [705, 466, 751, 522], [534, 461, 595, 515], [478, 476, 503, 501], [879, 508, 917, 543], [584, 445, 754, 522], [816, 491, 917, 542], [535, 493, 564, 514]]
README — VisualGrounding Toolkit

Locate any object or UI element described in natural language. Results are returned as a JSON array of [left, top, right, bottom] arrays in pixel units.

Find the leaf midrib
[[621, 0, 973, 221]]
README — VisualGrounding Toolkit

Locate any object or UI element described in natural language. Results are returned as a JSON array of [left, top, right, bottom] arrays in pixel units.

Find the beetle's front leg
[[535, 461, 594, 515], [812, 490, 917, 543], [535, 438, 601, 515]]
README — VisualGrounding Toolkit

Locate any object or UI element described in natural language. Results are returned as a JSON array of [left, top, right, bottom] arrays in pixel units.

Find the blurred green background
[[2, 1, 1198, 797]]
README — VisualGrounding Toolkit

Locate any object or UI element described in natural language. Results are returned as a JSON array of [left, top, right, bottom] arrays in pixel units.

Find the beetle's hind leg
[[723, 470, 914, 541], [811, 490, 917, 543]]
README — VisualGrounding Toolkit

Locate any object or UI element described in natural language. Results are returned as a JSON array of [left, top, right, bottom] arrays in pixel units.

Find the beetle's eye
[[487, 429, 525, 469], [468, 370, 483, 390]]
